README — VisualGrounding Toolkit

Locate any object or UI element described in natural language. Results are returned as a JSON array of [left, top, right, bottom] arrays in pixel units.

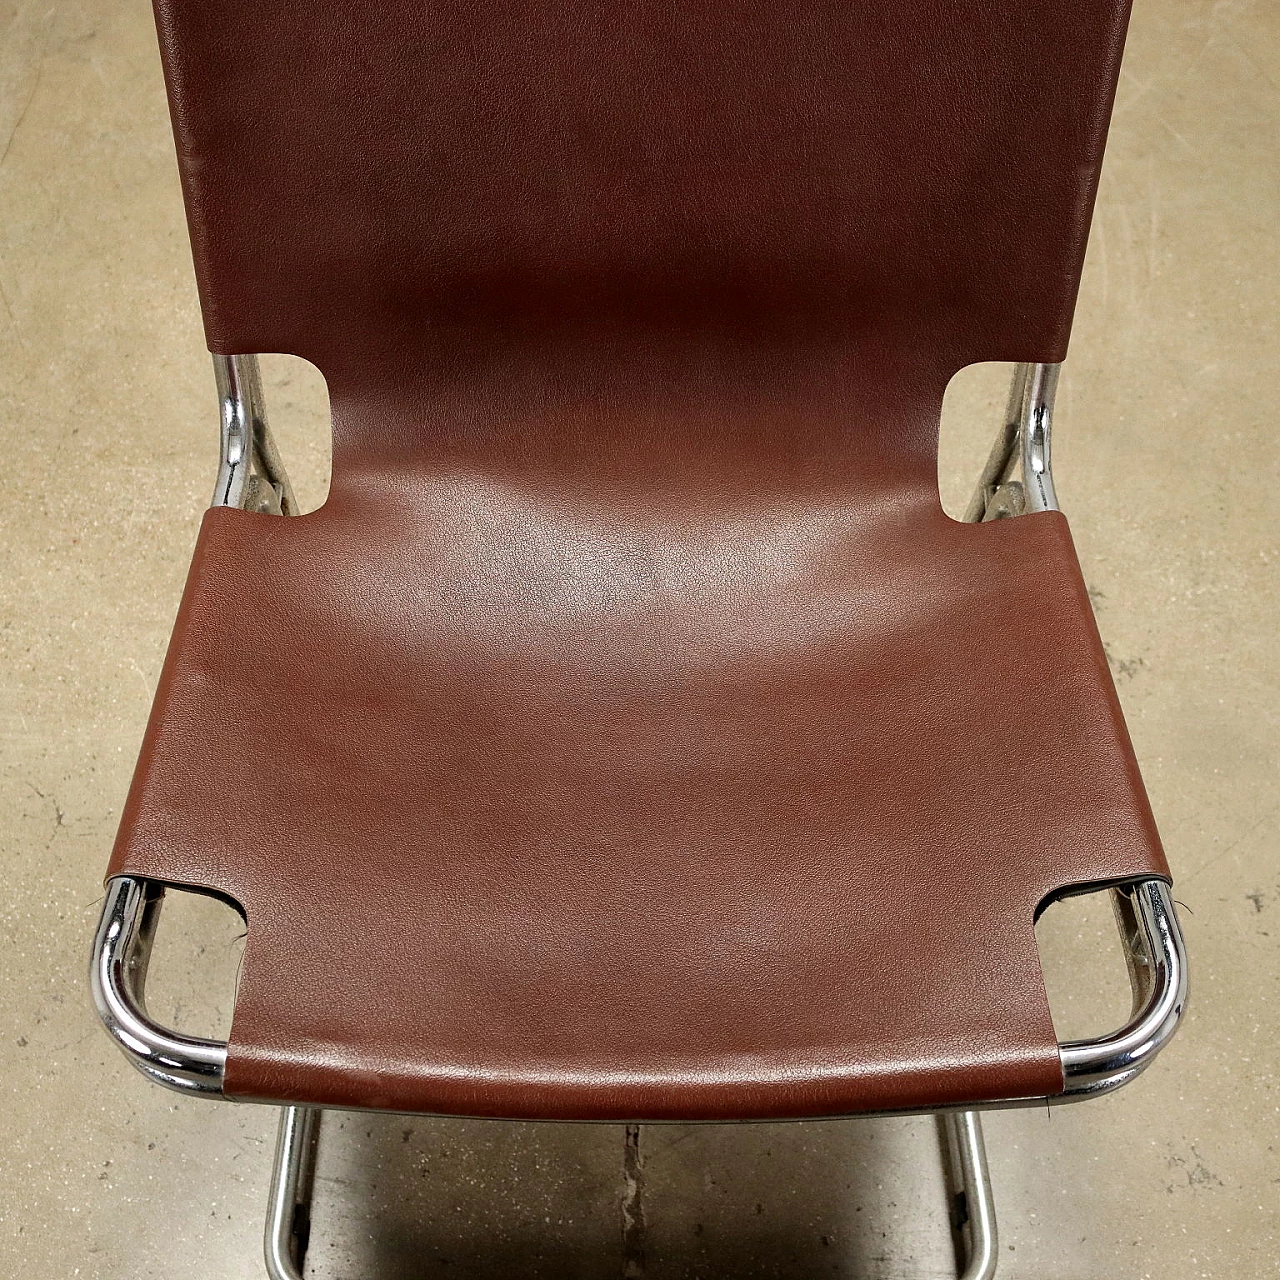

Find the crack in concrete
[[621, 1123, 646, 1278]]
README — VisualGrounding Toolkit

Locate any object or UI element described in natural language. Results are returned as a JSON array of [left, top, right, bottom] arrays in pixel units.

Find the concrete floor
[[1, 0, 1276, 1276]]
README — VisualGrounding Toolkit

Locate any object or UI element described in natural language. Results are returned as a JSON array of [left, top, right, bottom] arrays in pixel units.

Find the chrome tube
[[90, 353, 295, 1095], [1017, 362, 1059, 513], [961, 368, 1187, 1098], [963, 362, 1060, 521], [89, 877, 227, 1097], [1058, 879, 1187, 1097], [212, 353, 296, 514], [940, 1110, 999, 1280], [265, 1107, 320, 1280]]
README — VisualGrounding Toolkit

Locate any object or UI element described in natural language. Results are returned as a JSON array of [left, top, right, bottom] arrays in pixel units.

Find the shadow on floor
[[304, 1110, 960, 1279]]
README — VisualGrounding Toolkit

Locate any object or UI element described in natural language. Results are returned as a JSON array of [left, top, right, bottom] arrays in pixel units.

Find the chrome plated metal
[[90, 876, 227, 1096], [266, 1107, 320, 1280], [1016, 362, 1059, 513], [1058, 879, 1187, 1097], [940, 1110, 999, 1280], [964, 362, 1059, 521], [213, 353, 297, 515]]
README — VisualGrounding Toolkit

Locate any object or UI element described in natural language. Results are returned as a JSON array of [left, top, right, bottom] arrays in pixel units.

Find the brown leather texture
[[108, 0, 1169, 1119]]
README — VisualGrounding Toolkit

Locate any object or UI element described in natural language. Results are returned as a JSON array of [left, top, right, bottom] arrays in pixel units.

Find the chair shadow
[[304, 1110, 960, 1279]]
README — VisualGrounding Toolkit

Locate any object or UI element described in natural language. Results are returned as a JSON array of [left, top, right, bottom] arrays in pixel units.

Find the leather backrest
[[154, 0, 1131, 421]]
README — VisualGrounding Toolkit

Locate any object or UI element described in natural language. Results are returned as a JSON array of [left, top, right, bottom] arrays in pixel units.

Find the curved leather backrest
[[155, 0, 1131, 442]]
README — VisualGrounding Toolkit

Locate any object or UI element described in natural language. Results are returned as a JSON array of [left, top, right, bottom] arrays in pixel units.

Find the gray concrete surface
[[1, 0, 1276, 1275]]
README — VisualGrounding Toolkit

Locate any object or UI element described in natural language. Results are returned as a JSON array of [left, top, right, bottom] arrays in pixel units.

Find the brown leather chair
[[92, 1, 1187, 1276]]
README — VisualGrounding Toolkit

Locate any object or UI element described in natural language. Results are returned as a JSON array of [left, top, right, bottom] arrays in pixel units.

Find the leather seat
[[109, 0, 1167, 1120]]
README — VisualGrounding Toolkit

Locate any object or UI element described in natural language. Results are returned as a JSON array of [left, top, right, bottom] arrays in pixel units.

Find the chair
[[91, 1, 1186, 1276]]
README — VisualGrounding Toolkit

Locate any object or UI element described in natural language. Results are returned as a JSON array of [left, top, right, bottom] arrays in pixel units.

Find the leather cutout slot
[[140, 885, 247, 1043], [1034, 886, 1136, 1045], [937, 361, 1020, 520], [256, 354, 333, 515]]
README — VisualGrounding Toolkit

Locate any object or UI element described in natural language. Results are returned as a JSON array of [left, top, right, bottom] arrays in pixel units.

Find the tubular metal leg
[[939, 1110, 999, 1280], [265, 1107, 320, 1280]]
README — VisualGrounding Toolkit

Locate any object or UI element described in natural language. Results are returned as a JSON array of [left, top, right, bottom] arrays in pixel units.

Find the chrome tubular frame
[[940, 1111, 998, 1280], [964, 361, 1061, 521], [90, 876, 227, 1097], [213, 353, 297, 515], [90, 356, 1186, 1278], [265, 1107, 320, 1280], [1059, 878, 1187, 1099]]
